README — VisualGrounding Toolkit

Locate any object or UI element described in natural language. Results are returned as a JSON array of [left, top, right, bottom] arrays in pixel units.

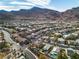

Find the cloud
[[0, 5, 34, 11], [28, 0, 50, 5], [10, 1, 35, 6], [10, 0, 51, 7], [27, 0, 57, 10], [0, 2, 17, 11], [0, 6, 19, 11], [0, 0, 56, 11], [9, 0, 56, 10], [0, 0, 79, 11]]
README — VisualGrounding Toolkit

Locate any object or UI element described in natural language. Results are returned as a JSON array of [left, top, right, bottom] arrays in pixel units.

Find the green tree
[[57, 49, 68, 59], [71, 53, 79, 59], [65, 34, 77, 41], [39, 53, 48, 59], [65, 34, 77, 46]]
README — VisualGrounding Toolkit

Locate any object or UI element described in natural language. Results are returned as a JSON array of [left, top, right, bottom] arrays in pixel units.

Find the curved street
[[2, 30, 38, 59]]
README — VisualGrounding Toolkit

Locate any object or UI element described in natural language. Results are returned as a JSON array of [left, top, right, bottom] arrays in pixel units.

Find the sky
[[0, 0, 79, 11]]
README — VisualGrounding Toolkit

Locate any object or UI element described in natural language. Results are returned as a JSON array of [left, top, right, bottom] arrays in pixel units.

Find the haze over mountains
[[0, 7, 79, 21]]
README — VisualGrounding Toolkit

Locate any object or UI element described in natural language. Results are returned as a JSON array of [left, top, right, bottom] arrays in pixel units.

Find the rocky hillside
[[62, 7, 79, 21], [0, 7, 61, 21], [0, 7, 79, 21]]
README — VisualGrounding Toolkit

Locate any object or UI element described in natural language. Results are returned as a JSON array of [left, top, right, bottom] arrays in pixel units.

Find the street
[[2, 30, 37, 59]]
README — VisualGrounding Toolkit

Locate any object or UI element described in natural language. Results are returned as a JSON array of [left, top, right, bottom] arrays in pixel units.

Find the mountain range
[[0, 7, 79, 21]]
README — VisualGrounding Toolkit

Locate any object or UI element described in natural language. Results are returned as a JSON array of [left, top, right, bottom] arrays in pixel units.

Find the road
[[2, 30, 21, 50], [2, 30, 38, 59]]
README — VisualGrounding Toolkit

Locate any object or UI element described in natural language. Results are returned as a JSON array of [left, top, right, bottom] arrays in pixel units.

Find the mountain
[[0, 7, 61, 21], [0, 10, 15, 20], [62, 7, 79, 21], [0, 7, 79, 21]]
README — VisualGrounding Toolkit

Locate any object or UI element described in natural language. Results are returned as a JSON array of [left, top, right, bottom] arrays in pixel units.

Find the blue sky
[[0, 0, 79, 11]]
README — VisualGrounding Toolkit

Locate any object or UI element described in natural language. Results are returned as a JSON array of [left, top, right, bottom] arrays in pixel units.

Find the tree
[[65, 34, 77, 46], [64, 40, 68, 45], [39, 53, 48, 59], [0, 32, 4, 38], [53, 34, 59, 45], [57, 49, 68, 59], [38, 44, 45, 49], [0, 42, 10, 52], [48, 46, 53, 53], [71, 53, 79, 59], [65, 34, 77, 41]]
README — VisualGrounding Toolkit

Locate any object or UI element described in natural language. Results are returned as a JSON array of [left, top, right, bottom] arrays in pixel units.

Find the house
[[58, 38, 65, 44], [76, 39, 79, 44], [67, 48, 74, 56], [17, 56, 25, 59], [49, 46, 60, 59], [50, 46, 60, 53], [43, 44, 52, 51]]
